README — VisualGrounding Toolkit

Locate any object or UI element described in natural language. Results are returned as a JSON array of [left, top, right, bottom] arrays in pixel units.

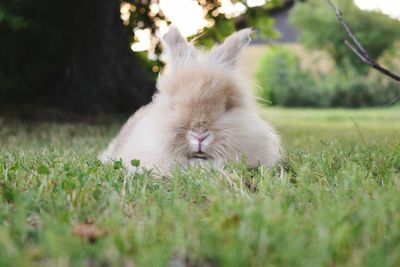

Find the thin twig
[[344, 41, 369, 64], [326, 0, 368, 56], [350, 117, 367, 147], [325, 0, 400, 82]]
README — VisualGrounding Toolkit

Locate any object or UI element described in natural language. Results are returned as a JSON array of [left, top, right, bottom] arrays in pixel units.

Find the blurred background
[[0, 0, 399, 120]]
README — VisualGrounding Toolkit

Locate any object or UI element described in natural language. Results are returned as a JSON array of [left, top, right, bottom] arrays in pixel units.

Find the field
[[1, 107, 400, 267]]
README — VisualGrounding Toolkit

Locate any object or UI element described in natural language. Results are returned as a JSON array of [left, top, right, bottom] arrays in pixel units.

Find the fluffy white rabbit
[[99, 27, 282, 174]]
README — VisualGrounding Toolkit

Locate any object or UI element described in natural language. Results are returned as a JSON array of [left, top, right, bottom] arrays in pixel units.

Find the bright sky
[[159, 0, 207, 37], [354, 0, 400, 19], [159, 0, 400, 37], [126, 0, 400, 53]]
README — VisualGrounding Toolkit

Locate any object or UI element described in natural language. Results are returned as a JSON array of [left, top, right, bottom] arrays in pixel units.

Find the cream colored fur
[[99, 27, 282, 174]]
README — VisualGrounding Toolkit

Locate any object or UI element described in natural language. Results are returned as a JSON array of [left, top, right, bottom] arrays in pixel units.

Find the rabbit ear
[[162, 26, 197, 69], [208, 28, 253, 69]]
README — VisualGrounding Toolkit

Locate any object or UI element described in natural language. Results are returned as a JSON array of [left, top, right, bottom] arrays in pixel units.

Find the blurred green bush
[[256, 47, 400, 108], [256, 47, 329, 107], [330, 71, 400, 108]]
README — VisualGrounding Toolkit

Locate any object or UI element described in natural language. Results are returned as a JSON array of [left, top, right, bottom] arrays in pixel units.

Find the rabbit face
[[156, 27, 257, 165], [160, 65, 241, 161]]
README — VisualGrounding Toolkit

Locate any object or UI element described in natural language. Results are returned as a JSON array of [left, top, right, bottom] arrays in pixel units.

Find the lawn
[[1, 108, 400, 267]]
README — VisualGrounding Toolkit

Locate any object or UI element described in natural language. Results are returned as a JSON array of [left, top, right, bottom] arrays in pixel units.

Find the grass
[[1, 107, 400, 267]]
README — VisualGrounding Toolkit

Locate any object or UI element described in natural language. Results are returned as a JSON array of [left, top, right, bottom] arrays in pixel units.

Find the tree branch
[[325, 0, 400, 82]]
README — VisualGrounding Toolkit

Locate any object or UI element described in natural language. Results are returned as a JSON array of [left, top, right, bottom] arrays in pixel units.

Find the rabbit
[[99, 27, 282, 174]]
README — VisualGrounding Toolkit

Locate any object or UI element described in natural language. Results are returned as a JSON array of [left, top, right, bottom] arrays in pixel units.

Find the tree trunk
[[56, 0, 154, 114]]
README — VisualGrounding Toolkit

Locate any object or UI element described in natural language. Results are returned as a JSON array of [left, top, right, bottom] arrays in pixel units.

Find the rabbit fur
[[99, 27, 282, 174]]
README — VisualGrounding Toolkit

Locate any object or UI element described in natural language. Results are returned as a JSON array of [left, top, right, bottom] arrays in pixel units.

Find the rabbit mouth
[[190, 152, 210, 160]]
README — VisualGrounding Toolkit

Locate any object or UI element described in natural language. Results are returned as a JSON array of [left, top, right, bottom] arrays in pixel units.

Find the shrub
[[331, 74, 400, 107], [256, 47, 330, 107], [256, 47, 400, 108], [330, 77, 376, 108]]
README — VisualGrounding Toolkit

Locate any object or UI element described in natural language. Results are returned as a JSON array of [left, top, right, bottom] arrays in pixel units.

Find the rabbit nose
[[189, 132, 209, 143], [193, 133, 209, 143], [188, 131, 213, 154]]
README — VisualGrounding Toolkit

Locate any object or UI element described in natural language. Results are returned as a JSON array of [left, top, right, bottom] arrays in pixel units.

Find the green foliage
[[194, 18, 237, 48], [1, 108, 400, 266], [256, 47, 400, 108], [130, 159, 140, 167], [0, 6, 26, 30], [330, 72, 400, 108], [244, 7, 279, 40], [290, 0, 400, 74], [256, 47, 330, 107]]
